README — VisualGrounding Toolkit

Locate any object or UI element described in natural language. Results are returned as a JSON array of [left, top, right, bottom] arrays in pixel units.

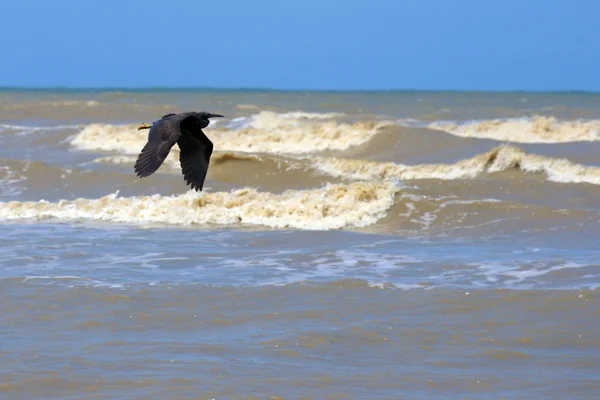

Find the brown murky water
[[1, 89, 599, 399]]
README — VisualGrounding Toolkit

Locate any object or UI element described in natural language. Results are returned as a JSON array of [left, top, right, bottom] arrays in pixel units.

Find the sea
[[0, 89, 599, 399]]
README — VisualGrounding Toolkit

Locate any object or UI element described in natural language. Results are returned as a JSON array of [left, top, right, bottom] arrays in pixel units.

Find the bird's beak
[[206, 113, 225, 119], [138, 123, 152, 130]]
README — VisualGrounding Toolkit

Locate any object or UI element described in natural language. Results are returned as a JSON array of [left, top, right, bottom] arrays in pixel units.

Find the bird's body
[[134, 111, 224, 191]]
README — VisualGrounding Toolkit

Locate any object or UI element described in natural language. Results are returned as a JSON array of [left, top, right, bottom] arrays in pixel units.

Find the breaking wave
[[92, 140, 600, 188], [426, 116, 600, 143], [314, 145, 600, 185], [70, 111, 392, 156], [0, 182, 400, 230]]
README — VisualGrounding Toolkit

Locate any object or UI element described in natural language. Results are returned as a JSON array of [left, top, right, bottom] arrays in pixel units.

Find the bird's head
[[198, 112, 225, 121], [195, 112, 225, 129]]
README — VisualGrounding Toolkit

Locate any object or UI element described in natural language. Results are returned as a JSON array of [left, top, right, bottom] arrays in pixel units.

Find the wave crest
[[428, 116, 600, 143], [315, 145, 600, 185], [0, 182, 400, 230], [70, 111, 392, 156]]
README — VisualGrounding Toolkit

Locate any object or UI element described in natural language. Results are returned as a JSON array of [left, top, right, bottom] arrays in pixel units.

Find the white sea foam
[[314, 145, 600, 185], [426, 116, 600, 143], [0, 182, 400, 230], [70, 111, 392, 156]]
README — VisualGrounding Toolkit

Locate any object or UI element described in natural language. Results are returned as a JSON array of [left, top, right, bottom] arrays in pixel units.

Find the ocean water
[[1, 89, 599, 399]]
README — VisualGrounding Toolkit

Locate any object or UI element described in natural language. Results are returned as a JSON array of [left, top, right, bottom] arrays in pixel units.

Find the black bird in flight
[[134, 111, 224, 191]]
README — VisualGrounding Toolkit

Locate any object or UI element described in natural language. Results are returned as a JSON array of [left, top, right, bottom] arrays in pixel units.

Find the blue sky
[[1, 0, 597, 91]]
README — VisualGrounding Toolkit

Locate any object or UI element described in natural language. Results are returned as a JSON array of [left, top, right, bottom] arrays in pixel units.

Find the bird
[[134, 111, 224, 191]]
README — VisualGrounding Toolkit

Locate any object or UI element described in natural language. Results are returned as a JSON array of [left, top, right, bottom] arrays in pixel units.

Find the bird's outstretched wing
[[177, 119, 214, 191], [134, 117, 182, 178]]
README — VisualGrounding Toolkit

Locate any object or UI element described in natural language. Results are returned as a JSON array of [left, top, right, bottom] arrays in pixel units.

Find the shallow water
[[1, 89, 600, 399]]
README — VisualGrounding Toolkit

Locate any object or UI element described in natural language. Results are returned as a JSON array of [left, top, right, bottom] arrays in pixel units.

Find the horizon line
[[0, 86, 598, 94]]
